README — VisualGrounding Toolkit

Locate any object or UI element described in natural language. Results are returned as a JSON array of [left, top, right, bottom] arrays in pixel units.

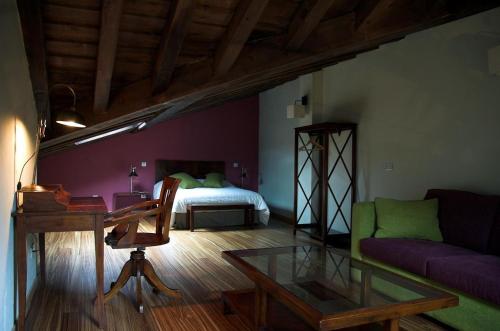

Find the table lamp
[[129, 166, 138, 193]]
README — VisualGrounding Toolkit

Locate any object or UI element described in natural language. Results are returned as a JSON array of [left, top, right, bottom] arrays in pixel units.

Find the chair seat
[[105, 231, 169, 248]]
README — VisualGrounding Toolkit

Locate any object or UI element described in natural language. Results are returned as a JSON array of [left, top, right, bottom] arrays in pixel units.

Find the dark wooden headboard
[[155, 160, 225, 182]]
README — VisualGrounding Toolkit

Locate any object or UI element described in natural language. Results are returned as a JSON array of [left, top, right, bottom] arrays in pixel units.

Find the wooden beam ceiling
[[152, 0, 195, 95], [286, 0, 337, 50], [18, 0, 49, 123], [32, 0, 500, 155], [93, 0, 124, 113], [213, 0, 270, 76]]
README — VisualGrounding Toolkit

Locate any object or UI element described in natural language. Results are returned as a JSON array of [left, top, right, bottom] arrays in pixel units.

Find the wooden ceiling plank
[[355, 0, 395, 30], [43, 4, 100, 27], [213, 0, 270, 76], [46, 0, 101, 10], [48, 55, 96, 71], [18, 0, 50, 124], [152, 0, 195, 95], [93, 0, 124, 113], [46, 40, 98, 58], [44, 23, 99, 43], [286, 0, 338, 50]]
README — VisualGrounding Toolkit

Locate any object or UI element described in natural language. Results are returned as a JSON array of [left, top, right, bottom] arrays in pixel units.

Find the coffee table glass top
[[227, 246, 450, 316]]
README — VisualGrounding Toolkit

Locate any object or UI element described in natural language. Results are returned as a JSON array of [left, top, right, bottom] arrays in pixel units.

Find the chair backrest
[[156, 177, 180, 242]]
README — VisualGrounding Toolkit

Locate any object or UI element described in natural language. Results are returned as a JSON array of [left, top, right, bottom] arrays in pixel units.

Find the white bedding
[[153, 181, 270, 225]]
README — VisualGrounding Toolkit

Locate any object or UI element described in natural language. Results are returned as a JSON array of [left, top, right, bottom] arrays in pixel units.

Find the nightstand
[[113, 192, 151, 210]]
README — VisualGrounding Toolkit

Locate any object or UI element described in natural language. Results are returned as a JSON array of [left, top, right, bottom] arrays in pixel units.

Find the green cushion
[[203, 172, 224, 188], [374, 198, 443, 241], [170, 172, 202, 189]]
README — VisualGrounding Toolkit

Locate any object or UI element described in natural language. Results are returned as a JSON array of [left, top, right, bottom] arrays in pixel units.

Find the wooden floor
[[25, 219, 449, 331]]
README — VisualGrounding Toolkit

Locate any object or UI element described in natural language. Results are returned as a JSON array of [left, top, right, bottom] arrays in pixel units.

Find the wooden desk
[[15, 197, 108, 331]]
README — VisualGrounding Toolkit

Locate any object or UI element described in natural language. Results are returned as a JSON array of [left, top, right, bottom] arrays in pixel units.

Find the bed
[[153, 160, 270, 228]]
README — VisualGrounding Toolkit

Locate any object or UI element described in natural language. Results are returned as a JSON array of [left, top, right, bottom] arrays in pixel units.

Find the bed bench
[[186, 204, 255, 232]]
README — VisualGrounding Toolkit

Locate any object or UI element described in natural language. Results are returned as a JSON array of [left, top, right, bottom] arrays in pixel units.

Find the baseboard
[[270, 212, 293, 225]]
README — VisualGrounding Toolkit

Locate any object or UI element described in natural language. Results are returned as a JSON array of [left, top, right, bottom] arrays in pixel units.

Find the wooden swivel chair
[[103, 177, 181, 313]]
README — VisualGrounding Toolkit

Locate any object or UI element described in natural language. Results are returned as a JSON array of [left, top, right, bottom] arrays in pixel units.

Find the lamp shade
[[129, 167, 138, 177], [55, 107, 86, 128], [51, 84, 86, 128]]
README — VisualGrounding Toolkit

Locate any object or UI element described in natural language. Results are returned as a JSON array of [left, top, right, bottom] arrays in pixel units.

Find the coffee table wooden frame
[[222, 247, 458, 331]]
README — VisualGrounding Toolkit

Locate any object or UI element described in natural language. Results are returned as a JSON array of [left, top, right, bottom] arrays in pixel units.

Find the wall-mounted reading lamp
[[129, 165, 138, 192], [16, 117, 47, 191], [287, 95, 308, 119], [50, 84, 86, 128]]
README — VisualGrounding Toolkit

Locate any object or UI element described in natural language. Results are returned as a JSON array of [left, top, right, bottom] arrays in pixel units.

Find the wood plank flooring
[[25, 219, 449, 331]]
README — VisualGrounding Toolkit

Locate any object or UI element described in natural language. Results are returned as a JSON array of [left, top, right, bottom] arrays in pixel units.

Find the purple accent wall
[[38, 96, 259, 210]]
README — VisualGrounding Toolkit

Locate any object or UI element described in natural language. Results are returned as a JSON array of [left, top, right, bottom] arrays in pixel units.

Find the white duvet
[[153, 181, 270, 225]]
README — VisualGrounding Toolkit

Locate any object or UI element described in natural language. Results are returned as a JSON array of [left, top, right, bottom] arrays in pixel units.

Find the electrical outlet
[[141, 161, 147, 167], [384, 162, 394, 172], [233, 162, 239, 168]]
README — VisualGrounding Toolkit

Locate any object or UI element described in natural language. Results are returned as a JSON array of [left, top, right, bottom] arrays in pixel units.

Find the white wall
[[259, 7, 500, 216], [0, 1, 40, 330], [259, 75, 312, 216]]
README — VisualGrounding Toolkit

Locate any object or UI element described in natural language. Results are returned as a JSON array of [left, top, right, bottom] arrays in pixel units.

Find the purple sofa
[[352, 189, 500, 330]]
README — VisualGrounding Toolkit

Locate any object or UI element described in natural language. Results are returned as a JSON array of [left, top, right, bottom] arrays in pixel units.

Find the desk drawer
[[24, 215, 95, 232]]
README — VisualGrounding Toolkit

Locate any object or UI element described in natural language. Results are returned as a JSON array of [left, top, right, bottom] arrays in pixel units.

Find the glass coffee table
[[222, 246, 458, 331]]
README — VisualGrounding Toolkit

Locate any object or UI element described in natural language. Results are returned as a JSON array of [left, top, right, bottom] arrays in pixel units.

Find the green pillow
[[170, 172, 202, 189], [374, 198, 442, 242], [203, 172, 224, 188]]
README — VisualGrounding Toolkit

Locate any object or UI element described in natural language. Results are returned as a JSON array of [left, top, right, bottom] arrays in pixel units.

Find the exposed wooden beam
[[146, 93, 207, 127], [93, 0, 124, 113], [286, 0, 337, 50], [213, 0, 270, 76], [152, 0, 194, 95], [355, 0, 395, 30], [17, 0, 50, 124]]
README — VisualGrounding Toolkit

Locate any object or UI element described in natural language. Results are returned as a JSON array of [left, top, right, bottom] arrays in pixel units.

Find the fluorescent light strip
[[56, 120, 86, 128], [74, 125, 135, 145], [137, 122, 146, 130]]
